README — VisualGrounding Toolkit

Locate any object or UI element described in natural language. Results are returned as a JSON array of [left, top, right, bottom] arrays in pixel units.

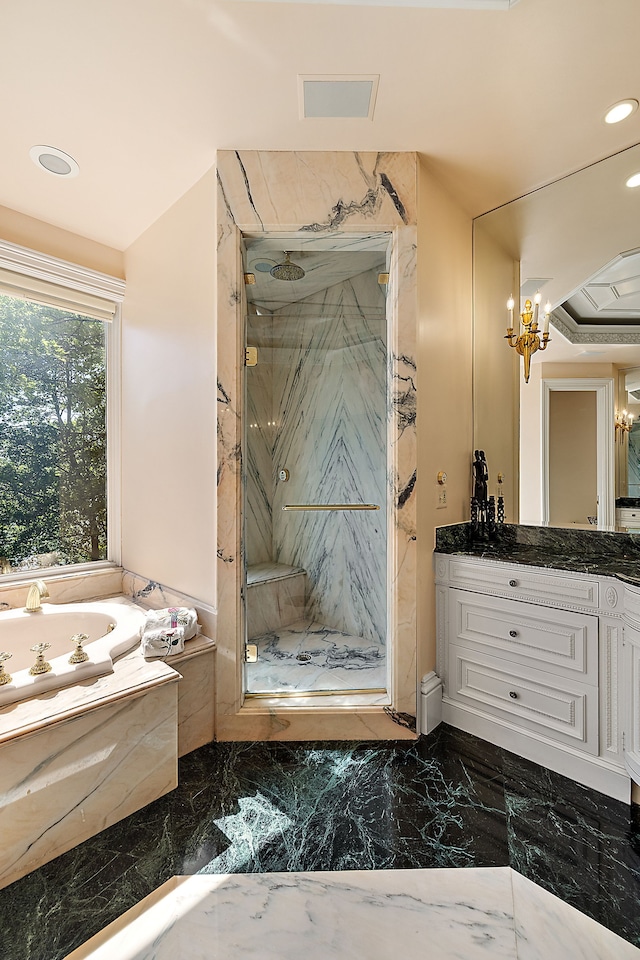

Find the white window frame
[[0, 240, 125, 580]]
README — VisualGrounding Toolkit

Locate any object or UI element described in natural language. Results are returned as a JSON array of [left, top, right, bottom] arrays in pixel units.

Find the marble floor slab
[[67, 867, 640, 960], [1, 726, 639, 959], [244, 618, 387, 694]]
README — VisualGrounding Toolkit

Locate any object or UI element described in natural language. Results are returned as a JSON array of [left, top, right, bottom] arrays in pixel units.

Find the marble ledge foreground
[[67, 867, 639, 960]]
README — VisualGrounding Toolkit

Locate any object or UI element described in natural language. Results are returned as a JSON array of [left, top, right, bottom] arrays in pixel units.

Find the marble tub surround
[[0, 599, 146, 707], [68, 868, 640, 960], [122, 568, 217, 640], [0, 564, 123, 610], [3, 725, 639, 959], [0, 593, 216, 888], [0, 640, 179, 889], [435, 521, 640, 578], [217, 150, 417, 739], [0, 597, 166, 743], [165, 633, 216, 757]]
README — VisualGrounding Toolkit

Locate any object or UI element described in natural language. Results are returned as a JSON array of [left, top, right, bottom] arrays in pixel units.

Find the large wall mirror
[[473, 141, 640, 531]]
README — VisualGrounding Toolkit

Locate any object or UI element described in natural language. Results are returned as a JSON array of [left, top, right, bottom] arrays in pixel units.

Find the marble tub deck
[[68, 867, 639, 960], [2, 725, 640, 959], [245, 618, 387, 695]]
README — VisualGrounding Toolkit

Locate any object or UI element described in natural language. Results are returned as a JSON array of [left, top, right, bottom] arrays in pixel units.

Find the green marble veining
[[435, 522, 640, 579], [0, 726, 638, 960]]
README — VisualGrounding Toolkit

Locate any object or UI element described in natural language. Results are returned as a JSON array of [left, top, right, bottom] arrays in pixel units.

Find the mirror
[[473, 141, 640, 529]]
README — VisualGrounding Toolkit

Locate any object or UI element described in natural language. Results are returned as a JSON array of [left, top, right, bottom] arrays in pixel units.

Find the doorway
[[242, 234, 391, 699], [541, 378, 615, 530]]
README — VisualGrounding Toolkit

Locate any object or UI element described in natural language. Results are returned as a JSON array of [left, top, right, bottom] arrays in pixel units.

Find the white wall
[[121, 170, 217, 606]]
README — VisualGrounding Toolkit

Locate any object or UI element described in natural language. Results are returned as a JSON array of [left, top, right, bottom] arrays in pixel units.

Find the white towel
[[142, 606, 199, 640], [141, 625, 185, 659]]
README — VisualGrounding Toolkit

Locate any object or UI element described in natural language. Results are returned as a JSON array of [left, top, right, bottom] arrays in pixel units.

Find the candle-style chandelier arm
[[504, 294, 552, 383]]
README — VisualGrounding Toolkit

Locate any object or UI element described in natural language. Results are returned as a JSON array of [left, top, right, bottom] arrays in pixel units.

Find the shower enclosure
[[243, 234, 391, 699]]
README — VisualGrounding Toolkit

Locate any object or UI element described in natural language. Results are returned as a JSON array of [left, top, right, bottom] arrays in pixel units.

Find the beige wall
[[472, 221, 520, 520], [121, 169, 217, 606], [0, 203, 124, 277], [417, 158, 473, 677]]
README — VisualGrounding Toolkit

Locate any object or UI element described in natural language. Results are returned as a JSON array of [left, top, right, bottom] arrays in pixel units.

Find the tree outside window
[[0, 294, 107, 572]]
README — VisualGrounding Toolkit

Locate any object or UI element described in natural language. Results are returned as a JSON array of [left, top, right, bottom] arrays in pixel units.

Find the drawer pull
[[509, 629, 518, 638], [509, 691, 518, 700], [508, 579, 518, 587]]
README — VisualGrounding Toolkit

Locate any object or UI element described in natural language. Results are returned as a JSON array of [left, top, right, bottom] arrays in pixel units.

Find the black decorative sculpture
[[470, 450, 503, 542]]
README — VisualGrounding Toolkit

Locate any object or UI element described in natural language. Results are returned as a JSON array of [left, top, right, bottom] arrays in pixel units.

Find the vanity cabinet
[[622, 583, 640, 786], [435, 554, 629, 803]]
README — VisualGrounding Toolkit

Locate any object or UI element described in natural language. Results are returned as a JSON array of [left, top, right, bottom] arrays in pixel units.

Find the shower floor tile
[[244, 619, 387, 695]]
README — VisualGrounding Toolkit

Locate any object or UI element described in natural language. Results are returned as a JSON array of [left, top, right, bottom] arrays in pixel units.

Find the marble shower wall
[[270, 268, 387, 644], [217, 151, 418, 739]]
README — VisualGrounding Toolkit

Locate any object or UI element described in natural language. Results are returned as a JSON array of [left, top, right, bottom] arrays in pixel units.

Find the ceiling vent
[[299, 75, 379, 120]]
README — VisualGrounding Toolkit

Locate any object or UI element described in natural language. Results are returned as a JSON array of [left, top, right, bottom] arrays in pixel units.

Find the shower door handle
[[282, 504, 380, 511]]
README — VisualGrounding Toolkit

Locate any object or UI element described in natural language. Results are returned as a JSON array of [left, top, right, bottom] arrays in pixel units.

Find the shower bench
[[246, 563, 307, 638]]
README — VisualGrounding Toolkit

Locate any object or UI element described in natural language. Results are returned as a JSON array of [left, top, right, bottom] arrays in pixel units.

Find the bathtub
[[0, 600, 146, 707]]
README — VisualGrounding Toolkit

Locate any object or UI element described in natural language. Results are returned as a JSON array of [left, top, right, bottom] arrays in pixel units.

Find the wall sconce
[[615, 409, 634, 439], [505, 293, 552, 383]]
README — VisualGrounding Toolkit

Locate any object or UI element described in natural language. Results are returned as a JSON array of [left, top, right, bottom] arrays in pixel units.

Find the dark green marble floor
[[1, 724, 639, 959]]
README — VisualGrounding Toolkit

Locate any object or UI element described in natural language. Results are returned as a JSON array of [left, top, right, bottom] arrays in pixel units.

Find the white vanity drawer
[[447, 558, 599, 608], [448, 644, 598, 755], [450, 589, 598, 684]]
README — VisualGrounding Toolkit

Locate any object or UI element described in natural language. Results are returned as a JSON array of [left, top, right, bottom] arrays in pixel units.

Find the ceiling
[[474, 139, 640, 369], [2, 0, 640, 251]]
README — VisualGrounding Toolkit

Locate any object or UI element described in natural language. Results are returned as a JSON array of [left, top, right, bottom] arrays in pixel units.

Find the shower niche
[[242, 233, 391, 699]]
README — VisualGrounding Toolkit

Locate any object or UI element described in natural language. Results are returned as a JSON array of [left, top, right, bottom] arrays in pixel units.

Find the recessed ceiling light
[[626, 172, 640, 188], [604, 99, 639, 124], [29, 145, 79, 178]]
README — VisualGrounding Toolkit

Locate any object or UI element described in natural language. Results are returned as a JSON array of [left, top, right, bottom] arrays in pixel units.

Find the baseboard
[[442, 698, 630, 804]]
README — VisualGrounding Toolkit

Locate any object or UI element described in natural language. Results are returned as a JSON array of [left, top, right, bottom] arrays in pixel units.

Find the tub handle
[[0, 651, 12, 686], [69, 633, 90, 665], [29, 643, 52, 676]]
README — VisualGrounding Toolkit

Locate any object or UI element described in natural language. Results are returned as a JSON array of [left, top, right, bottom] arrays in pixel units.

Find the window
[[0, 241, 124, 575]]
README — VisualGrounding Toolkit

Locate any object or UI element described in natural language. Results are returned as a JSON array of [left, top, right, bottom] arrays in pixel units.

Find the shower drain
[[296, 652, 312, 662]]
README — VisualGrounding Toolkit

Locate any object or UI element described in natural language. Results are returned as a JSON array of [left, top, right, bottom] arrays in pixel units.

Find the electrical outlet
[[437, 486, 447, 509]]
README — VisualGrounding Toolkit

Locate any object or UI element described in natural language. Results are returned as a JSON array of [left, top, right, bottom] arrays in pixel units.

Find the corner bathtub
[[0, 600, 146, 708]]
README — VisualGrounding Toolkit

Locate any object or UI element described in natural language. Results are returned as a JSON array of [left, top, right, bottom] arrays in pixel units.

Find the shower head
[[270, 252, 305, 281]]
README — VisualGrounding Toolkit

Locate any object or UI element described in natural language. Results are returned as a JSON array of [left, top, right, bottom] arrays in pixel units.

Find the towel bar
[[282, 504, 380, 511]]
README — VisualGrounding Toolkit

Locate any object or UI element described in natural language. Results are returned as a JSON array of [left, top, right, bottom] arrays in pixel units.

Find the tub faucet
[[24, 579, 50, 612]]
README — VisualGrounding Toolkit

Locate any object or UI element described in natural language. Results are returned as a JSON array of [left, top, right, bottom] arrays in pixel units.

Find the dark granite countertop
[[435, 522, 640, 586]]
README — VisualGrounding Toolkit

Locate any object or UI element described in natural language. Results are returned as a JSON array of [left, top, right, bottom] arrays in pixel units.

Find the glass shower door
[[243, 238, 389, 698]]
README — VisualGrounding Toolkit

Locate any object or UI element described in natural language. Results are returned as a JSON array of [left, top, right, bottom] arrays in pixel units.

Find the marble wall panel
[[217, 151, 418, 739]]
